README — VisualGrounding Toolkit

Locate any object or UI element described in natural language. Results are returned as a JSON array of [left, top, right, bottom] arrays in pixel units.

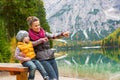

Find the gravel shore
[[0, 71, 85, 80]]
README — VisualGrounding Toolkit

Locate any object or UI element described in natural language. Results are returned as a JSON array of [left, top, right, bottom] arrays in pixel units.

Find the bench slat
[[0, 63, 28, 72]]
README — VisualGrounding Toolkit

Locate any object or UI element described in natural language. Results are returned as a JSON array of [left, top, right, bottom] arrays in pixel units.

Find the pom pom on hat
[[16, 30, 28, 41]]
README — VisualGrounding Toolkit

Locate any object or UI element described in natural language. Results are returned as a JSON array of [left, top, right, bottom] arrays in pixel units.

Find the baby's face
[[23, 36, 30, 43]]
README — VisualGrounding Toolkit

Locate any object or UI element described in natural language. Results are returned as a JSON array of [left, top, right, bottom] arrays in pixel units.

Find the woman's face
[[31, 21, 40, 32]]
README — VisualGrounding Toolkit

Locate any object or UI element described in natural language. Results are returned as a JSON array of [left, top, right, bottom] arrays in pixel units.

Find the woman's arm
[[32, 38, 48, 46], [46, 31, 70, 39], [31, 32, 62, 46], [31, 31, 69, 46]]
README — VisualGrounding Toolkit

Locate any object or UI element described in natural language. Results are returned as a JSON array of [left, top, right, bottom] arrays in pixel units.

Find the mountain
[[43, 0, 120, 41]]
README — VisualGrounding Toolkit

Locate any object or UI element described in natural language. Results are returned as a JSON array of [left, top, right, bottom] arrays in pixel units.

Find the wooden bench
[[0, 63, 28, 80]]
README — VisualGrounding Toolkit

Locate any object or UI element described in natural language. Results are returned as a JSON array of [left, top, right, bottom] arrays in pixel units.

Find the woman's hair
[[26, 16, 40, 26]]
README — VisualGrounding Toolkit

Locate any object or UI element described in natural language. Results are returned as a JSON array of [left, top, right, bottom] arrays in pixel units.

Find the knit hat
[[16, 30, 29, 41]]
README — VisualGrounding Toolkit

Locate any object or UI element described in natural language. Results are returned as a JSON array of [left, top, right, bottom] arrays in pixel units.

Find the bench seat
[[0, 63, 28, 80]]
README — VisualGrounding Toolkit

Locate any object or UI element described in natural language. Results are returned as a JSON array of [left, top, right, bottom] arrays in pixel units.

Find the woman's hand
[[41, 37, 48, 43], [62, 31, 70, 38]]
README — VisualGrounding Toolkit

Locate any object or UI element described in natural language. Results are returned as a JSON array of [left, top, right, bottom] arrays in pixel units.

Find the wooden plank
[[0, 63, 28, 72]]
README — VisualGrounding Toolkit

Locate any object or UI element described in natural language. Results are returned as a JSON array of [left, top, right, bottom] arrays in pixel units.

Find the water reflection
[[56, 47, 120, 80], [103, 48, 120, 63]]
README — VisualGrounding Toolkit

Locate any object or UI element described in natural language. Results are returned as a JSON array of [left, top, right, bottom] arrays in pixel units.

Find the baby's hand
[[19, 52, 26, 57], [24, 57, 31, 61]]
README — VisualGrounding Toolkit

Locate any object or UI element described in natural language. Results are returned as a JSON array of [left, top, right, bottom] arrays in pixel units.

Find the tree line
[[102, 27, 120, 48]]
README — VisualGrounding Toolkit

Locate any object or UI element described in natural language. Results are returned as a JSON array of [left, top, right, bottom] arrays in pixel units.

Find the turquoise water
[[56, 47, 120, 80]]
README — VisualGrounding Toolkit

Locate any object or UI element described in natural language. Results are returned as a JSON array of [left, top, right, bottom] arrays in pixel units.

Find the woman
[[27, 16, 69, 80]]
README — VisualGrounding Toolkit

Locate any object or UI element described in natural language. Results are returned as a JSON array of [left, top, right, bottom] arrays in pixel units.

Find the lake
[[56, 47, 120, 80]]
